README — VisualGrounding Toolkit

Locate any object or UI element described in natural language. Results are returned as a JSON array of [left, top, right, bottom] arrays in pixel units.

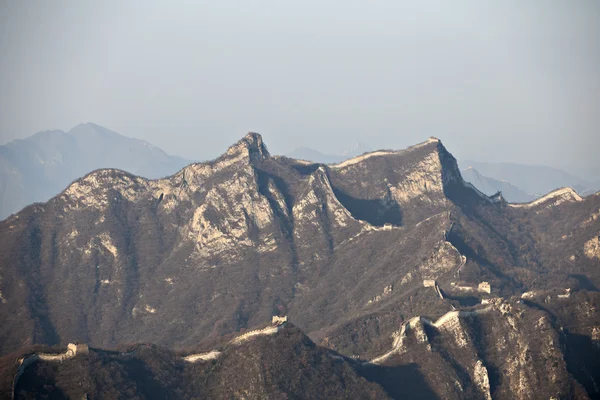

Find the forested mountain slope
[[1, 133, 598, 398]]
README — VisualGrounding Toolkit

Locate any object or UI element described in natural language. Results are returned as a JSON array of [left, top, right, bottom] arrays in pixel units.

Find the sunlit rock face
[[1, 133, 599, 399], [509, 187, 583, 211], [367, 301, 582, 400], [584, 236, 600, 260], [0, 123, 193, 221], [326, 138, 463, 225], [2, 134, 473, 353]]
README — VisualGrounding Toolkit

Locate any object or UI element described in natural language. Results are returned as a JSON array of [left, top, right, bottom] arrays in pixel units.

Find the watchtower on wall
[[272, 316, 288, 325], [423, 279, 436, 288], [67, 343, 89, 356], [478, 282, 491, 294]]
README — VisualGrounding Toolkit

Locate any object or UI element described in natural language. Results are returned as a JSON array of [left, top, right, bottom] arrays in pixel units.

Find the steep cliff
[[1, 133, 599, 398]]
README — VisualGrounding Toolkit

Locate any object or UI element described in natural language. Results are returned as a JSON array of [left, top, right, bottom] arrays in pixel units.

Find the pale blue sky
[[1, 1, 598, 178]]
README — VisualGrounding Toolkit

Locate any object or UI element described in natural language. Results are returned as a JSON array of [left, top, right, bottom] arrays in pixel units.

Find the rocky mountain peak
[[435, 139, 461, 184], [224, 132, 270, 162], [244, 131, 263, 143], [1, 133, 600, 398], [417, 138, 501, 205]]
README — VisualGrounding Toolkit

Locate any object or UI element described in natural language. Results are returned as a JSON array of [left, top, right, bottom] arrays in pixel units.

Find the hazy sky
[[1, 1, 599, 178]]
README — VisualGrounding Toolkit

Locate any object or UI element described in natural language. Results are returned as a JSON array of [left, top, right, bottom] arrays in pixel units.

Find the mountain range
[[0, 123, 191, 220], [460, 167, 536, 203], [1, 133, 599, 399], [285, 142, 372, 165], [3, 124, 594, 222], [288, 146, 600, 204], [460, 160, 600, 198]]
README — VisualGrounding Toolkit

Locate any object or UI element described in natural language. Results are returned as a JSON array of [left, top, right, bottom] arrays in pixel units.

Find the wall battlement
[[272, 315, 288, 325], [478, 282, 491, 294], [449, 281, 491, 294], [67, 343, 89, 356], [368, 306, 493, 365], [12, 343, 89, 399], [230, 325, 281, 344], [183, 350, 221, 363]]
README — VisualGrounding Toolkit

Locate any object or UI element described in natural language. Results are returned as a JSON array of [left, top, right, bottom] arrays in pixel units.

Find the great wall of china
[[184, 315, 289, 362], [368, 306, 492, 365], [11, 343, 89, 400], [11, 317, 290, 397], [183, 350, 221, 363]]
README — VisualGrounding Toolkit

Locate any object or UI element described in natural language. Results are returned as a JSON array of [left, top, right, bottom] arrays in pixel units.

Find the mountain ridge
[[0, 133, 494, 353], [3, 301, 595, 399], [21, 132, 596, 215], [1, 133, 599, 398], [461, 166, 536, 203], [0, 123, 192, 220], [461, 159, 598, 197], [4, 323, 391, 400]]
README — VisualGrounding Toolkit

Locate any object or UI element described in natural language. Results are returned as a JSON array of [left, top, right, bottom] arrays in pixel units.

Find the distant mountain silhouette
[[0, 123, 192, 219], [461, 166, 535, 203], [285, 147, 346, 164], [460, 160, 598, 197], [340, 142, 373, 157], [286, 142, 373, 164], [1, 134, 599, 398]]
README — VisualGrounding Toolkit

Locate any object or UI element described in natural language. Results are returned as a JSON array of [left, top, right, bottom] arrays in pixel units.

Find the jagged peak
[[224, 132, 270, 162], [308, 165, 336, 192], [326, 137, 498, 207], [303, 165, 334, 194], [244, 131, 265, 147], [58, 132, 271, 200]]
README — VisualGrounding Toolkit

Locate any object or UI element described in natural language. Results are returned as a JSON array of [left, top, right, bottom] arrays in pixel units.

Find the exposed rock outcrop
[[584, 236, 600, 260], [367, 301, 583, 400], [1, 133, 599, 399]]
